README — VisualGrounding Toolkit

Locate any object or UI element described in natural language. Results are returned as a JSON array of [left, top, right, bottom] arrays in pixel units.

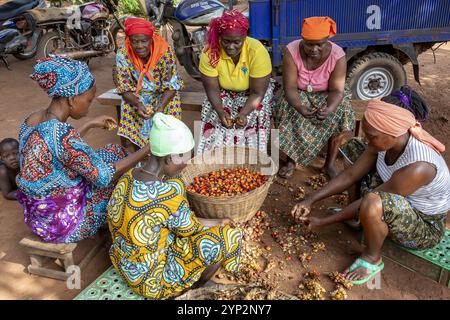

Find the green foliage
[[68, 0, 145, 16]]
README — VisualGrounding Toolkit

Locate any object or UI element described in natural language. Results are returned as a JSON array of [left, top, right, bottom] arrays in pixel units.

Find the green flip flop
[[345, 258, 384, 285]]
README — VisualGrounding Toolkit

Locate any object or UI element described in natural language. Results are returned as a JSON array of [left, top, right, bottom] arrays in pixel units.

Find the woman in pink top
[[275, 17, 355, 179]]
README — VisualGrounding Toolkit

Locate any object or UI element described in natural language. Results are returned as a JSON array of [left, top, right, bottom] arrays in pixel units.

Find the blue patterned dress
[[16, 118, 127, 243]]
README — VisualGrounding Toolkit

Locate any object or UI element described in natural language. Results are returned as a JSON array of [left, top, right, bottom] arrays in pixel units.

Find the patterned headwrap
[[30, 57, 95, 98], [204, 10, 249, 68]]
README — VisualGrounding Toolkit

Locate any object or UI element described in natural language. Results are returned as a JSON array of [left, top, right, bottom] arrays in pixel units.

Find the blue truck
[[248, 0, 450, 99]]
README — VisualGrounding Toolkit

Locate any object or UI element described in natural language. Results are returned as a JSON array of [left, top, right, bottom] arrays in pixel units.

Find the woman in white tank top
[[290, 87, 449, 285]]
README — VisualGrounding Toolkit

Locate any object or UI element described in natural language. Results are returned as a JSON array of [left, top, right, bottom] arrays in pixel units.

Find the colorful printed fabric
[[30, 57, 94, 97], [196, 79, 276, 154], [340, 138, 447, 250], [107, 171, 243, 299], [16, 118, 127, 243], [17, 181, 88, 243], [114, 46, 183, 148], [274, 86, 355, 166]]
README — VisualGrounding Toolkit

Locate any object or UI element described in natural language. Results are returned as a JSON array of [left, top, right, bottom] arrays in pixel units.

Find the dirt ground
[[0, 39, 449, 300]]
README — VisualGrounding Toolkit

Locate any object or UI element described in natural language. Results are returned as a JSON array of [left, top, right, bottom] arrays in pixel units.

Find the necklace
[[304, 57, 316, 93]]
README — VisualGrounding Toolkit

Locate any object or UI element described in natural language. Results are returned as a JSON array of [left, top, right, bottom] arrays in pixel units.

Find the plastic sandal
[[345, 258, 384, 285]]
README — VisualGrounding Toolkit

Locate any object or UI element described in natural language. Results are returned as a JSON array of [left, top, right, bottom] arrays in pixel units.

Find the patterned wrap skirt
[[340, 138, 447, 250], [274, 86, 355, 166], [196, 80, 276, 154]]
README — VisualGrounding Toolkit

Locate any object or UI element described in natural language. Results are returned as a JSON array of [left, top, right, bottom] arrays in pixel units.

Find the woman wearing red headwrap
[[290, 88, 450, 285], [196, 10, 275, 154], [275, 16, 355, 179], [113, 17, 183, 149]]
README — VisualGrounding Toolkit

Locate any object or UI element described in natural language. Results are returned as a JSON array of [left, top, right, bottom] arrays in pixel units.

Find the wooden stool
[[19, 233, 107, 281]]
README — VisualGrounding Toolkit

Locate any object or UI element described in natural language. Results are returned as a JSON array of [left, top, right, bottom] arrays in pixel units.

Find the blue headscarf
[[30, 57, 95, 98]]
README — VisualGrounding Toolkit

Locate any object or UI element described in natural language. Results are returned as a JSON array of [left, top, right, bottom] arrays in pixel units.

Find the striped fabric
[[376, 136, 450, 215]]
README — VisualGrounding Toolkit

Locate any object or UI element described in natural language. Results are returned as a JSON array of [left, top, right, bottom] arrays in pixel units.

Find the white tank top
[[376, 136, 450, 215]]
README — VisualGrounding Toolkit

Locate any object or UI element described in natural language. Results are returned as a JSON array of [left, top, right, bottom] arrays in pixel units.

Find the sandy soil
[[0, 40, 449, 300]]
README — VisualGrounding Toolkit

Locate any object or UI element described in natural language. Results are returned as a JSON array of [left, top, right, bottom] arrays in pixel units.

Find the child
[[0, 138, 19, 200], [107, 113, 243, 299]]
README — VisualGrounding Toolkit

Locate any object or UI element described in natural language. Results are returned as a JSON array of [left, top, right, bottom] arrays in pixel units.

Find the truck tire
[[347, 52, 406, 100]]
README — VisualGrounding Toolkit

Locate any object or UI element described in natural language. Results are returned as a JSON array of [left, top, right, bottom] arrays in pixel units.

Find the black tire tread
[[347, 52, 406, 100]]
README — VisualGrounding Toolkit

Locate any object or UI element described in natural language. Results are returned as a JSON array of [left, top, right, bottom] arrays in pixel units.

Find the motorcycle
[[31, 0, 122, 62], [126, 0, 235, 80], [0, 0, 46, 69]]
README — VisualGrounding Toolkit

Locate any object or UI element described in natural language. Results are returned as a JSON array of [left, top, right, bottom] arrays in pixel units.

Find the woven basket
[[181, 147, 278, 223]]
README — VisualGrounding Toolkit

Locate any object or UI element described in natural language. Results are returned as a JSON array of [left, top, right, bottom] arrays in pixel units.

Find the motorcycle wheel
[[37, 30, 74, 59], [13, 32, 42, 60]]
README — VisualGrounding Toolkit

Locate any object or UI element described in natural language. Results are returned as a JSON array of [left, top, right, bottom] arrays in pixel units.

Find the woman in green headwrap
[[107, 113, 243, 300]]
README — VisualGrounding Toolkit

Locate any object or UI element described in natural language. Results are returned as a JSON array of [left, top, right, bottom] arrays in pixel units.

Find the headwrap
[[124, 17, 155, 38], [301, 16, 337, 41], [124, 17, 169, 93], [205, 10, 249, 68], [149, 113, 195, 157], [364, 100, 445, 154], [30, 57, 94, 97]]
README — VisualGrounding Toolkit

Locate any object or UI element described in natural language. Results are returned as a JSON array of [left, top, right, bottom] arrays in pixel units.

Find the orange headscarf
[[124, 18, 169, 94], [301, 16, 337, 41], [364, 100, 445, 154]]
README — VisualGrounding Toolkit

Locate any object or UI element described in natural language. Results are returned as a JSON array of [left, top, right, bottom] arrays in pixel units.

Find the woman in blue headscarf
[[16, 57, 150, 243]]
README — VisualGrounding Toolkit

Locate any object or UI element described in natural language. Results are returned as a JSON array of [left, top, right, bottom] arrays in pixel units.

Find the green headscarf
[[149, 113, 195, 156]]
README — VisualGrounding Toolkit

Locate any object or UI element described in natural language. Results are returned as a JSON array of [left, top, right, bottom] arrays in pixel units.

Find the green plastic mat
[[74, 266, 145, 300], [402, 229, 449, 271]]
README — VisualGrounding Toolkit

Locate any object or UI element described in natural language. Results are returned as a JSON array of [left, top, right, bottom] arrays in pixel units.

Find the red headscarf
[[365, 100, 445, 154], [204, 10, 249, 68], [301, 16, 337, 41], [123, 17, 169, 93], [124, 17, 155, 37]]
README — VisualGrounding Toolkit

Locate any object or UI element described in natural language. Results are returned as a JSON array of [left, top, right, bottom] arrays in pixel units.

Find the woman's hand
[[291, 199, 314, 223], [301, 216, 325, 232], [218, 111, 234, 129], [235, 113, 248, 129], [316, 106, 333, 121], [297, 105, 316, 119], [88, 115, 118, 130], [137, 102, 154, 119]]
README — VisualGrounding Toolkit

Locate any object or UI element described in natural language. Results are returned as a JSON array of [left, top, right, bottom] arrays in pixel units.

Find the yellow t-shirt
[[199, 37, 272, 92]]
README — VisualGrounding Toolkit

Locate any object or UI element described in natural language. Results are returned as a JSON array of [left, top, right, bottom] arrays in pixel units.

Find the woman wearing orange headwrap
[[290, 87, 450, 285], [113, 17, 183, 149], [275, 16, 354, 179]]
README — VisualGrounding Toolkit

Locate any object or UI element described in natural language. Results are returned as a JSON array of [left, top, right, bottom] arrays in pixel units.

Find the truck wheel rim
[[356, 67, 394, 100]]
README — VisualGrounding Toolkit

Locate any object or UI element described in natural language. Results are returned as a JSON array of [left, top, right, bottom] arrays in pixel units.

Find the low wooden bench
[[19, 232, 107, 281], [97, 89, 368, 145]]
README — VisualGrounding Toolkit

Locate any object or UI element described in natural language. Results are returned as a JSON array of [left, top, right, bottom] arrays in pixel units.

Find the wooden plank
[[28, 265, 71, 281], [19, 235, 77, 255], [97, 89, 205, 112]]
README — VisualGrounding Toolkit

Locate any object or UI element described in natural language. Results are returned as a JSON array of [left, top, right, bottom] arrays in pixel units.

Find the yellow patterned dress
[[113, 46, 183, 148], [107, 170, 243, 299]]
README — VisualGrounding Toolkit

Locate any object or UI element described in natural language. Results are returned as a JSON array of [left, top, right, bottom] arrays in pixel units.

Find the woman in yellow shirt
[[197, 10, 275, 154]]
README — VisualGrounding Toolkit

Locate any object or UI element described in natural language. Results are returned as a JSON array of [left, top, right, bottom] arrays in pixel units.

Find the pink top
[[286, 40, 345, 92]]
